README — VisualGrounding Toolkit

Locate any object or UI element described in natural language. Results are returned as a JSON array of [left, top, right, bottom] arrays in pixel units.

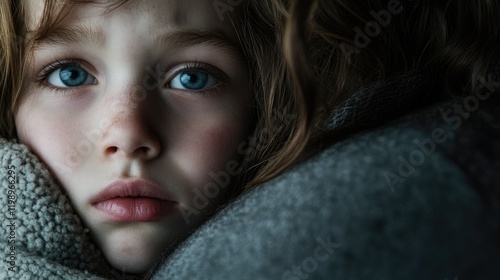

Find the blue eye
[[47, 65, 96, 88], [170, 70, 217, 90]]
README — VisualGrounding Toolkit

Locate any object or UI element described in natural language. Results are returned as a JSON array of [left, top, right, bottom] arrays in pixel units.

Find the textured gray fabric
[[326, 72, 435, 129], [151, 97, 500, 278], [0, 139, 112, 279]]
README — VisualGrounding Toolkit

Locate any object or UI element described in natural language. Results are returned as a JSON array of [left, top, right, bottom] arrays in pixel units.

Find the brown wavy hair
[[0, 0, 25, 139], [237, 0, 500, 188], [281, 0, 500, 134], [2, 0, 499, 191]]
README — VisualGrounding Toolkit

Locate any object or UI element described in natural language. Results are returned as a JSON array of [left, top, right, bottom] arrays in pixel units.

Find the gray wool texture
[[0, 139, 111, 279]]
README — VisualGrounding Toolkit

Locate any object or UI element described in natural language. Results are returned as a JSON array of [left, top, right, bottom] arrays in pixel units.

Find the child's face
[[15, 0, 251, 273]]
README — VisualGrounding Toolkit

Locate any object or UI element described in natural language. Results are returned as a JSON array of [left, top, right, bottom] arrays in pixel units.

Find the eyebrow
[[34, 25, 105, 48], [33, 25, 243, 55], [154, 29, 242, 54]]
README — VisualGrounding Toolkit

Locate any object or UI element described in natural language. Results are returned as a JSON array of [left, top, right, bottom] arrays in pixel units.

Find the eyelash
[[39, 60, 84, 79], [165, 61, 228, 96], [35, 59, 91, 93], [35, 59, 228, 95]]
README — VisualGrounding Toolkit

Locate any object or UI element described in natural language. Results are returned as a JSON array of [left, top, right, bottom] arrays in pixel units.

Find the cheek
[[177, 122, 243, 179], [165, 98, 249, 187], [15, 100, 83, 176]]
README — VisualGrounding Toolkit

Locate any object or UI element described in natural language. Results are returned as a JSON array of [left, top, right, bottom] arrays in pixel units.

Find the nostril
[[104, 145, 154, 158], [136, 146, 153, 158], [106, 146, 118, 154]]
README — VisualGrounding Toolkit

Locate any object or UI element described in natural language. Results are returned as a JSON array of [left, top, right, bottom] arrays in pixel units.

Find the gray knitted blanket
[[0, 139, 112, 279]]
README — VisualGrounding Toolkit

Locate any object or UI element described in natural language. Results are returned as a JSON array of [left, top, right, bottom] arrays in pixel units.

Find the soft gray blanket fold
[[0, 139, 111, 279]]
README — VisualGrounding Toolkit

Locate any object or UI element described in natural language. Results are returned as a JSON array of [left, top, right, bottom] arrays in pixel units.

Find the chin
[[105, 249, 159, 274], [105, 244, 162, 273], [99, 227, 171, 273]]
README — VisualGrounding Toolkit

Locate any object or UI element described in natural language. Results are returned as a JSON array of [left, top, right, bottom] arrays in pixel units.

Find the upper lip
[[90, 179, 177, 205]]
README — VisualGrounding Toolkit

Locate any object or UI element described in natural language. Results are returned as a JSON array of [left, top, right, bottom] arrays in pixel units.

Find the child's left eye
[[170, 70, 218, 91], [46, 65, 96, 88]]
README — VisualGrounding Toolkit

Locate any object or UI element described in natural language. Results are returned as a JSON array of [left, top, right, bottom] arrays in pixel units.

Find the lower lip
[[93, 198, 177, 222]]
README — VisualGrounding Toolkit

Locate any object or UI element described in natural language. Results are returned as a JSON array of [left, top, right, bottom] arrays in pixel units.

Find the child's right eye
[[45, 64, 97, 88]]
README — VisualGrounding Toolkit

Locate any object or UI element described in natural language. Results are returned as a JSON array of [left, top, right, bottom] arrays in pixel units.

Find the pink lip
[[91, 179, 178, 222]]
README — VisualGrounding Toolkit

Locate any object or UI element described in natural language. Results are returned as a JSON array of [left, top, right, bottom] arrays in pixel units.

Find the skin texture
[[15, 0, 251, 273]]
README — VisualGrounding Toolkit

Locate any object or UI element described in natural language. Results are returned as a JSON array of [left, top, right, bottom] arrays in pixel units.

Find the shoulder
[[152, 97, 500, 279]]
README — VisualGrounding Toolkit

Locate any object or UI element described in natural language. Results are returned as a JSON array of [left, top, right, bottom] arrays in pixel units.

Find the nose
[[98, 85, 161, 161]]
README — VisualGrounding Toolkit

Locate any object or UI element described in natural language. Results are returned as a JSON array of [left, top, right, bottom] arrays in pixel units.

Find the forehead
[[26, 0, 236, 39]]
